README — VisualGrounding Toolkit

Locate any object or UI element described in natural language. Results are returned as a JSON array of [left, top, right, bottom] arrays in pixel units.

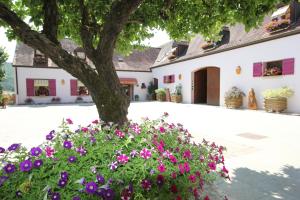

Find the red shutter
[[282, 58, 294, 75], [49, 79, 56, 96], [171, 75, 175, 83], [253, 62, 263, 77], [163, 76, 167, 83], [26, 79, 35, 96], [70, 79, 78, 96]]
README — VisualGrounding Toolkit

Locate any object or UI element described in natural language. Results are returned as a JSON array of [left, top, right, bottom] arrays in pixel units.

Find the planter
[[264, 97, 287, 113], [225, 96, 243, 109], [171, 95, 182, 103], [156, 93, 166, 101], [1, 97, 8, 109]]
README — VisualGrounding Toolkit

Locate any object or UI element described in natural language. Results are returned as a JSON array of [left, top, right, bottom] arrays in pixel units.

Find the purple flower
[[73, 197, 81, 200], [30, 147, 42, 156], [85, 181, 98, 194], [130, 150, 138, 158], [16, 190, 22, 197], [4, 163, 16, 174], [109, 161, 118, 171], [63, 141, 72, 149], [96, 174, 105, 184], [103, 188, 115, 200], [66, 118, 73, 124], [0, 176, 8, 187], [68, 156, 77, 163], [8, 143, 20, 151], [33, 160, 43, 168], [58, 179, 67, 188], [90, 137, 96, 144], [0, 147, 5, 153], [156, 174, 165, 187], [61, 171, 69, 181], [51, 192, 60, 200], [20, 160, 32, 172], [150, 169, 155, 175], [46, 131, 55, 140], [76, 146, 87, 156]]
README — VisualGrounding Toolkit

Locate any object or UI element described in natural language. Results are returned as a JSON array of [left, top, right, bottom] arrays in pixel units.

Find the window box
[[265, 19, 290, 33]]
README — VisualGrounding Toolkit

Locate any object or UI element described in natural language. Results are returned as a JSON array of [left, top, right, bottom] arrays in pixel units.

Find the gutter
[[151, 28, 300, 69]]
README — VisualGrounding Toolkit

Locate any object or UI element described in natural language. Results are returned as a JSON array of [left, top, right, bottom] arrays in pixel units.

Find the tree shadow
[[215, 165, 300, 200]]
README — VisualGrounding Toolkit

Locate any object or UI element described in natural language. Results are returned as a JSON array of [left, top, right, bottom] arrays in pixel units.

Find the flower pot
[[171, 95, 182, 103], [264, 97, 287, 113], [156, 93, 166, 101], [1, 97, 8, 109], [225, 96, 243, 109]]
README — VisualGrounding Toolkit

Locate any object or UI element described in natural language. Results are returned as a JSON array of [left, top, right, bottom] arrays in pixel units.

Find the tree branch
[[0, 2, 96, 82], [96, 0, 143, 64], [42, 0, 59, 44]]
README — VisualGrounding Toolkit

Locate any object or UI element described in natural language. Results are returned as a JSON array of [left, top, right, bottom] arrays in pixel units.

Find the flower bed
[[0, 114, 228, 199]]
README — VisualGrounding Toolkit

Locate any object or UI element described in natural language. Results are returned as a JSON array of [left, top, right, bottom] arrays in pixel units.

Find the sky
[[0, 27, 170, 63]]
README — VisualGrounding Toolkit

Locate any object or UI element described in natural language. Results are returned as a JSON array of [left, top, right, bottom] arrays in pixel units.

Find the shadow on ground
[[215, 165, 300, 200]]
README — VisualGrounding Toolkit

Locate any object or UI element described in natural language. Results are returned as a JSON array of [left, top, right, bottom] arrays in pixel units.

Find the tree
[[0, 0, 287, 124], [0, 47, 8, 97]]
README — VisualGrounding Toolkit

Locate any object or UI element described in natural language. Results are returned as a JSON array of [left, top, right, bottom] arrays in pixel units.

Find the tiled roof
[[13, 38, 160, 72]]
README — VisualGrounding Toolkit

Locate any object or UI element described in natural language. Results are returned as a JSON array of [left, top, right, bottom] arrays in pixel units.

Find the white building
[[13, 2, 300, 113]]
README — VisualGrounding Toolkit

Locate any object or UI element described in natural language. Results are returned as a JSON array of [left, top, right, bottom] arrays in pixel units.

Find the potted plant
[[155, 88, 166, 101], [134, 94, 139, 101], [171, 84, 182, 103], [147, 81, 156, 100], [224, 87, 245, 109], [262, 87, 294, 113], [0, 94, 8, 109]]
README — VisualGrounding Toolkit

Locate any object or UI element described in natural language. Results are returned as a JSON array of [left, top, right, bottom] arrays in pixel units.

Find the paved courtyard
[[0, 102, 300, 199]]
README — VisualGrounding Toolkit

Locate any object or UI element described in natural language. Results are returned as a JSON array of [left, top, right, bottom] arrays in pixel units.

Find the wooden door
[[194, 69, 207, 104], [207, 67, 220, 106]]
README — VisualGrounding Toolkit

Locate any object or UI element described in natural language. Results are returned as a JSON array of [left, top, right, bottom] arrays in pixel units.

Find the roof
[[152, 13, 300, 69], [13, 38, 160, 72]]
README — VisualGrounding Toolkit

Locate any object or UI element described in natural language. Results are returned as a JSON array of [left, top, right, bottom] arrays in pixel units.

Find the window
[[26, 79, 56, 96], [263, 60, 282, 76], [163, 75, 175, 83], [34, 50, 48, 67], [70, 80, 89, 96]]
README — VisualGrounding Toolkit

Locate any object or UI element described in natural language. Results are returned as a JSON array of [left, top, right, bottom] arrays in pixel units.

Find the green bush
[[0, 114, 228, 199]]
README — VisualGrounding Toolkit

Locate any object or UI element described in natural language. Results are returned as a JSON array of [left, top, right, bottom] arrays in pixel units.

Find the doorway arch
[[193, 67, 220, 106]]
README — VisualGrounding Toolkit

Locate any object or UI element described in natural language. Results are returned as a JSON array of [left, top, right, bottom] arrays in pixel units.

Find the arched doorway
[[193, 67, 220, 106]]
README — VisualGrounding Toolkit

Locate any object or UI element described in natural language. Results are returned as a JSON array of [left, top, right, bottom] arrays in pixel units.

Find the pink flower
[[193, 188, 199, 198], [157, 163, 166, 173], [222, 166, 229, 174], [140, 148, 152, 159], [157, 145, 164, 153], [204, 195, 210, 200], [115, 130, 125, 139], [141, 179, 152, 191], [117, 154, 129, 164], [178, 164, 185, 174], [208, 162, 216, 170], [169, 155, 177, 164], [184, 162, 190, 173], [171, 172, 177, 179], [199, 155, 205, 162], [195, 171, 201, 177], [66, 118, 73, 124], [183, 149, 192, 159], [159, 127, 165, 133], [81, 127, 88, 132], [45, 146, 55, 158], [188, 174, 196, 183], [92, 120, 99, 124]]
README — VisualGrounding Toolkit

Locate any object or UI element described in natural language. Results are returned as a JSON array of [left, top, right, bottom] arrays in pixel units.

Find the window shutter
[[282, 58, 294, 75], [49, 79, 56, 96], [70, 79, 78, 96], [26, 79, 34, 96], [171, 75, 175, 83], [163, 76, 167, 84], [253, 62, 263, 77]]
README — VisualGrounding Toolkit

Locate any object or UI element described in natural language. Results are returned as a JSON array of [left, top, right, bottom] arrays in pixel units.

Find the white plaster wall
[[16, 68, 153, 104], [152, 34, 300, 113], [116, 71, 153, 101]]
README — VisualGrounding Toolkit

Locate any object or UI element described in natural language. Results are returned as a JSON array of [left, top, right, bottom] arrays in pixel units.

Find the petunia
[[208, 162, 216, 171], [141, 179, 152, 191], [92, 119, 99, 124], [140, 148, 152, 159], [33, 160, 43, 168], [157, 163, 166, 173], [184, 162, 190, 173], [188, 174, 197, 183], [117, 154, 129, 164], [199, 155, 205, 162], [76, 146, 87, 156], [4, 163, 16, 174], [109, 162, 118, 171], [45, 146, 55, 158], [30, 147, 42, 157], [178, 164, 185, 174], [63, 141, 72, 149], [103, 188, 115, 200], [115, 130, 125, 138], [159, 127, 166, 133], [193, 188, 199, 198], [0, 147, 5, 153], [170, 184, 178, 193], [183, 149, 192, 160], [81, 127, 89, 132], [121, 188, 132, 200], [85, 181, 98, 194], [96, 174, 105, 184], [16, 190, 22, 197], [61, 171, 69, 181], [171, 172, 177, 179], [46, 130, 55, 140], [51, 192, 60, 200], [222, 166, 229, 174], [156, 174, 164, 187], [66, 118, 73, 124], [8, 143, 20, 151], [68, 156, 77, 163], [90, 137, 96, 144], [204, 195, 210, 200], [0, 176, 8, 187], [169, 155, 177, 164], [20, 160, 32, 172], [130, 150, 138, 158], [58, 179, 67, 188]]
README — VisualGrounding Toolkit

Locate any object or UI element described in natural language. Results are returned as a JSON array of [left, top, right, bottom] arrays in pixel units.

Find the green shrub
[[0, 114, 228, 199]]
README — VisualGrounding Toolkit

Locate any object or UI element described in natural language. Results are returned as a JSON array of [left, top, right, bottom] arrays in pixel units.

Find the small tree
[[0, 0, 287, 124], [0, 47, 8, 100]]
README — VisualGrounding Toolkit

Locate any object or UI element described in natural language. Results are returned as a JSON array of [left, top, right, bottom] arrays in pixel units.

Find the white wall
[[152, 34, 300, 113], [16, 68, 153, 104]]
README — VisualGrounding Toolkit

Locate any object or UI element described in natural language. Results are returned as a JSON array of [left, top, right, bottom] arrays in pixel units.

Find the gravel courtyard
[[1, 102, 300, 199]]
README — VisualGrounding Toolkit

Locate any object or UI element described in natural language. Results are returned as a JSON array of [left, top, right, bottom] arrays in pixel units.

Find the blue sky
[[0, 28, 170, 63]]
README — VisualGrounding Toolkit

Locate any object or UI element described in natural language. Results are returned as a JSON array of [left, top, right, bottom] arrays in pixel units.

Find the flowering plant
[[225, 86, 245, 99], [262, 87, 294, 99], [0, 114, 228, 199]]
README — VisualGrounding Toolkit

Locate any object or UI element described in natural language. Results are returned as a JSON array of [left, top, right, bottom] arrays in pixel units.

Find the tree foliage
[[0, 46, 8, 96]]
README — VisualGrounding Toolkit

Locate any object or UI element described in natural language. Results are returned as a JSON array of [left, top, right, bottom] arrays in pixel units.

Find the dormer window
[[34, 50, 48, 67]]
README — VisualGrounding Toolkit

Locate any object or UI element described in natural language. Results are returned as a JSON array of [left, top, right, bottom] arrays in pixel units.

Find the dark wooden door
[[194, 69, 207, 104], [207, 67, 220, 106]]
